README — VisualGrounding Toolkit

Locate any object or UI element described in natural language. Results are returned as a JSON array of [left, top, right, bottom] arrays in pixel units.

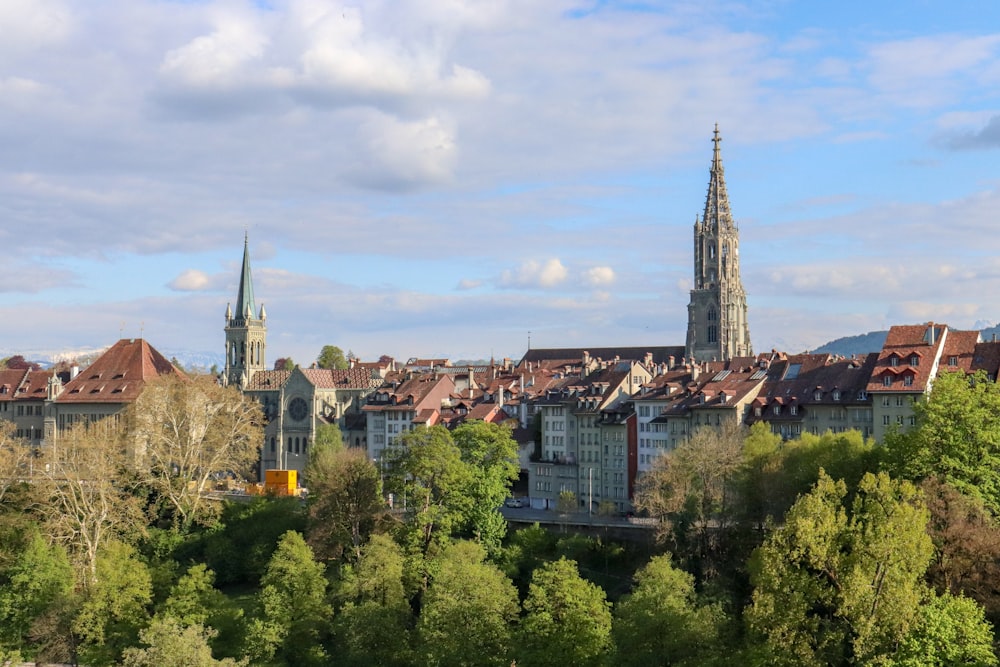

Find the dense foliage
[[0, 376, 999, 665]]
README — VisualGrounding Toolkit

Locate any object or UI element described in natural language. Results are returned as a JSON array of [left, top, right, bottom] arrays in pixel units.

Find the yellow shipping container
[[264, 469, 298, 496]]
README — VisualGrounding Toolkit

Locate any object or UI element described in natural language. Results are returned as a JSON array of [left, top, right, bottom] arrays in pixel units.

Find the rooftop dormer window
[[883, 375, 892, 387], [814, 390, 822, 401], [910, 355, 919, 366], [890, 357, 899, 367], [832, 390, 841, 401], [948, 356, 958, 366]]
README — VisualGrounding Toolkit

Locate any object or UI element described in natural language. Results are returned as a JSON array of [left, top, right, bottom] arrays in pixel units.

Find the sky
[[3, 0, 1000, 366]]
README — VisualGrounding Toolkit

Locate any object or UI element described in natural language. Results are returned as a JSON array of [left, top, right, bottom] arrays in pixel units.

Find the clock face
[[288, 397, 308, 421]]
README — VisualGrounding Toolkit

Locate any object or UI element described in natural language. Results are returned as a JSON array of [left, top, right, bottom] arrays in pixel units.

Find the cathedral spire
[[234, 232, 256, 325], [703, 123, 735, 234], [685, 125, 752, 363]]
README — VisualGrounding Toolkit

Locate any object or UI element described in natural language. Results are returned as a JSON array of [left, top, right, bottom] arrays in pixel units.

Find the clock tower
[[685, 125, 752, 363], [224, 234, 267, 388]]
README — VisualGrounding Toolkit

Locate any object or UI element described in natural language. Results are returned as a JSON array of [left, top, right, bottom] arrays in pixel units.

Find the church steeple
[[224, 235, 267, 388], [234, 232, 256, 323], [685, 125, 752, 363]]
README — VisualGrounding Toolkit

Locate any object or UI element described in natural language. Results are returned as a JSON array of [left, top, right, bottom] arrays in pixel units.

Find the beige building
[[0, 338, 183, 449]]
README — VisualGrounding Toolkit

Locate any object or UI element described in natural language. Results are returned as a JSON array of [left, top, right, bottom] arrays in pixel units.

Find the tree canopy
[[316, 345, 348, 370]]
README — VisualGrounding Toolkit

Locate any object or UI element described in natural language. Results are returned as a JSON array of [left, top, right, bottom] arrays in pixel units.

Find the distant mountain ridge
[[812, 324, 1000, 358]]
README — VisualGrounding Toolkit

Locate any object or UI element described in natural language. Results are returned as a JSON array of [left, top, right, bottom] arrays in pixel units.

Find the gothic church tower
[[685, 125, 752, 363], [224, 234, 267, 388]]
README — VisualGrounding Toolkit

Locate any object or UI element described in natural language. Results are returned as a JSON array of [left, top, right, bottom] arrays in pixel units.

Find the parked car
[[504, 496, 527, 508]]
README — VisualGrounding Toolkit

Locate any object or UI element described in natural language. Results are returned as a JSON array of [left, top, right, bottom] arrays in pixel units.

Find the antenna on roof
[[140, 321, 144, 340], [528, 331, 531, 350]]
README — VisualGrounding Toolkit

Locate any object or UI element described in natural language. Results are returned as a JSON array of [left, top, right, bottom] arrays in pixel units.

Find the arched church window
[[708, 326, 718, 344], [708, 308, 717, 322]]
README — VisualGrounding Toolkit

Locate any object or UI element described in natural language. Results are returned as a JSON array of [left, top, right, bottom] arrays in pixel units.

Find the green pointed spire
[[235, 232, 256, 322]]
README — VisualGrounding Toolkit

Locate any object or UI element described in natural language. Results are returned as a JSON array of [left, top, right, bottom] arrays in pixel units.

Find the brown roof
[[56, 338, 183, 403], [300, 368, 383, 390], [244, 369, 292, 390], [0, 369, 29, 402], [866, 324, 951, 393]]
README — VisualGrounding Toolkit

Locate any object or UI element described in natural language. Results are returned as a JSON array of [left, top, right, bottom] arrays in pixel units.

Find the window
[[910, 355, 919, 366], [790, 405, 798, 416], [890, 357, 899, 367], [896, 415, 904, 425], [832, 390, 841, 401], [707, 326, 718, 344], [773, 405, 780, 415], [814, 391, 822, 401], [883, 415, 890, 425], [882, 396, 890, 407], [903, 375, 913, 387], [896, 396, 904, 407], [883, 375, 892, 387]]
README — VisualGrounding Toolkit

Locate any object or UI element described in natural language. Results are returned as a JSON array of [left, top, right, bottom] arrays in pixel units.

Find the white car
[[504, 497, 527, 508]]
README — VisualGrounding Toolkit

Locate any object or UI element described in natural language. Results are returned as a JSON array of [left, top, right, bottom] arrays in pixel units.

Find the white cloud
[[584, 266, 615, 287], [345, 113, 457, 189], [499, 258, 568, 289], [456, 278, 481, 290], [168, 269, 211, 292]]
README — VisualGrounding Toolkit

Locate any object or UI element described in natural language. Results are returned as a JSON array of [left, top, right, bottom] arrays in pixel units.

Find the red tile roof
[[56, 338, 183, 403]]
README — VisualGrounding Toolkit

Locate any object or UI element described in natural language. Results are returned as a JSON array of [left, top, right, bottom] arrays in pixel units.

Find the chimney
[[70, 364, 80, 380], [691, 363, 700, 382]]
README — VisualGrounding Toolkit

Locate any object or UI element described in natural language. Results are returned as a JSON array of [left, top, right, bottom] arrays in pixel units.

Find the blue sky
[[3, 0, 1000, 365]]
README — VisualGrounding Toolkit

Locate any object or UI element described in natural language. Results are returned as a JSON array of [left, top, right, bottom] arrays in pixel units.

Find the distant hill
[[812, 331, 888, 357], [813, 324, 1000, 358]]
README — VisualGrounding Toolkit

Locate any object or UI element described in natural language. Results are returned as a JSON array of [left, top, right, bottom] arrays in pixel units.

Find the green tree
[[612, 553, 729, 667], [122, 617, 245, 667], [273, 358, 294, 371], [738, 425, 879, 530], [246, 531, 331, 667], [391, 426, 475, 555], [556, 490, 577, 514], [313, 422, 344, 453], [746, 471, 935, 666], [316, 345, 348, 370], [517, 557, 612, 667], [451, 421, 519, 553], [416, 541, 519, 667], [73, 540, 154, 667], [158, 564, 246, 660], [893, 591, 997, 666], [885, 368, 1000, 516], [334, 534, 413, 667], [305, 446, 385, 562], [126, 374, 264, 531], [0, 531, 73, 663]]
